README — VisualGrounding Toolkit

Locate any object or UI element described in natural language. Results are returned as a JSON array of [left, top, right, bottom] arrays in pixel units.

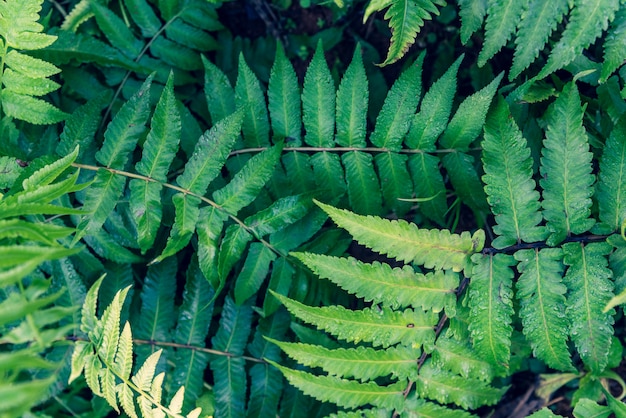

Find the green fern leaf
[[310, 152, 346, 203], [482, 98, 545, 248], [61, 0, 95, 32], [176, 109, 242, 196], [282, 151, 315, 192], [272, 292, 438, 349], [76, 170, 126, 239], [156, 0, 180, 20], [375, 152, 412, 216], [442, 151, 489, 215], [0, 91, 67, 124], [135, 258, 177, 364], [210, 296, 253, 418], [335, 47, 368, 148], [5, 50, 59, 78], [405, 55, 461, 151], [234, 243, 277, 305], [114, 322, 133, 380], [150, 37, 201, 71], [213, 143, 283, 214], [268, 44, 301, 144], [572, 398, 612, 418], [563, 242, 615, 374], [538, 0, 620, 79], [458, 0, 487, 45], [0, 0, 57, 49], [370, 53, 424, 150], [90, 1, 143, 58], [155, 194, 201, 263], [235, 53, 270, 147], [407, 153, 447, 225], [118, 384, 138, 418], [202, 56, 235, 124], [245, 194, 312, 237], [342, 151, 383, 215], [263, 257, 295, 316], [432, 336, 495, 382], [129, 181, 162, 254], [467, 253, 514, 377], [317, 201, 484, 272], [2, 68, 59, 96], [171, 261, 214, 410], [96, 75, 153, 169], [99, 286, 130, 366], [124, 0, 160, 37], [510, 0, 569, 79], [478, 0, 528, 67], [57, 94, 108, 159], [293, 252, 458, 313], [218, 224, 253, 289], [597, 112, 626, 231], [404, 396, 479, 417], [302, 41, 335, 147], [515, 248, 575, 372], [415, 361, 505, 409], [327, 408, 392, 418], [269, 360, 406, 410], [439, 72, 503, 151], [165, 20, 217, 52], [378, 0, 446, 66], [540, 83, 595, 246], [196, 206, 227, 288], [601, 8, 626, 82], [131, 349, 162, 392], [269, 338, 421, 382]]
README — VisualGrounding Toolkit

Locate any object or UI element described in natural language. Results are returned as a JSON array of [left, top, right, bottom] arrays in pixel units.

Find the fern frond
[[375, 152, 412, 216], [368, 0, 447, 66], [481, 98, 545, 248], [218, 224, 253, 289], [272, 292, 438, 349], [510, 0, 569, 79], [268, 360, 406, 410], [342, 151, 383, 215], [601, 7, 626, 82], [371, 53, 424, 150], [458, 0, 487, 45], [439, 72, 502, 151], [515, 248, 574, 372], [316, 201, 485, 272], [269, 338, 421, 382], [302, 41, 335, 148], [335, 47, 368, 147], [210, 296, 253, 417], [441, 151, 489, 215], [416, 361, 505, 409], [235, 53, 270, 147], [540, 83, 595, 246], [563, 242, 614, 374], [404, 396, 480, 417], [477, 0, 528, 67], [292, 252, 458, 313], [90, 1, 143, 58], [124, 0, 161, 37], [268, 44, 301, 144], [467, 253, 514, 376], [597, 114, 626, 231], [202, 56, 235, 124], [234, 243, 277, 305], [538, 0, 620, 79], [407, 153, 447, 225], [405, 55, 461, 151], [432, 336, 495, 382]]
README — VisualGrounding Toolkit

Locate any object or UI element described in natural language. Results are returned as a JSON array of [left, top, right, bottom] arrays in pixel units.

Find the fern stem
[[47, 0, 68, 18], [132, 338, 266, 363], [71, 163, 287, 259]]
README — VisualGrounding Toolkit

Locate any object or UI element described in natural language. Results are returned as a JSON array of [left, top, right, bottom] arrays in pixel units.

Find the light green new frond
[[563, 242, 614, 374], [235, 53, 270, 147], [439, 72, 502, 151], [269, 338, 421, 382], [405, 54, 462, 151], [135, 72, 180, 182], [96, 76, 153, 169], [597, 112, 626, 231], [467, 253, 514, 376], [202, 56, 235, 124], [114, 322, 133, 380], [268, 44, 301, 144], [327, 408, 392, 418], [515, 248, 574, 372], [0, 91, 67, 124], [335, 47, 368, 147], [458, 0, 487, 45], [176, 110, 242, 195], [478, 0, 528, 67], [303, 41, 335, 147], [131, 349, 162, 392], [99, 286, 131, 366], [268, 360, 406, 410], [432, 336, 495, 382], [342, 151, 383, 215], [272, 292, 438, 348], [213, 143, 282, 214], [482, 98, 545, 248], [378, 0, 446, 66], [370, 53, 424, 150], [0, 0, 57, 50], [540, 83, 595, 246], [292, 252, 458, 313], [316, 201, 485, 272], [601, 7, 626, 82], [538, 0, 620, 79], [416, 361, 505, 409], [510, 0, 569, 79]]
